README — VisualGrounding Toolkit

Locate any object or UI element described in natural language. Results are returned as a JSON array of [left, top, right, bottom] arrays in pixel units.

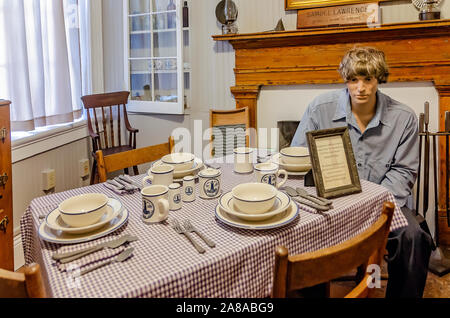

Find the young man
[[291, 47, 433, 298]]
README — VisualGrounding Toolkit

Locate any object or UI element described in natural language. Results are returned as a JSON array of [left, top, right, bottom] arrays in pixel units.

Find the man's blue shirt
[[291, 88, 419, 207]]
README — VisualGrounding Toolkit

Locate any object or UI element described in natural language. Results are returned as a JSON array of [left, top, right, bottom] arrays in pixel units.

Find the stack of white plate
[[38, 197, 128, 244], [152, 156, 204, 182], [215, 189, 299, 230]]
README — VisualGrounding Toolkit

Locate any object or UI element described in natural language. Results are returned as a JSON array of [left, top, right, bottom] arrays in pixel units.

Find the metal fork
[[183, 220, 216, 248], [171, 219, 205, 254]]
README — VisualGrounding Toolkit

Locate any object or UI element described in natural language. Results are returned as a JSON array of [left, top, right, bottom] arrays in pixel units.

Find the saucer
[[271, 153, 311, 173], [45, 198, 122, 234], [153, 157, 204, 179], [215, 201, 299, 230], [38, 208, 129, 244], [218, 190, 291, 221]]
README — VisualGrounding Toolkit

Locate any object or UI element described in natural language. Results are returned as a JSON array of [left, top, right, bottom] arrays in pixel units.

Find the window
[[125, 0, 190, 115], [0, 0, 90, 137]]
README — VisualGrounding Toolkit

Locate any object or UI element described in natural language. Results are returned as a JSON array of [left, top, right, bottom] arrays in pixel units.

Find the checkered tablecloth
[[20, 161, 408, 298]]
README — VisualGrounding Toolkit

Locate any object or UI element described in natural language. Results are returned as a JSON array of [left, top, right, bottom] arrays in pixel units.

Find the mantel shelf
[[212, 19, 450, 49]]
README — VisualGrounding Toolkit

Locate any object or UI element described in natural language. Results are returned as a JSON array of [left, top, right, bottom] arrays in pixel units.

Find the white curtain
[[0, 0, 88, 131]]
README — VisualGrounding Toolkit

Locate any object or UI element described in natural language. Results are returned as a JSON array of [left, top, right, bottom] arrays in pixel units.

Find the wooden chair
[[96, 137, 174, 183], [210, 107, 250, 157], [0, 263, 47, 298], [81, 91, 139, 184], [272, 201, 395, 298]]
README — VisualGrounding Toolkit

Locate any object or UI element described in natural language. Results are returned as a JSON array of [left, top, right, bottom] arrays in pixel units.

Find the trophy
[[412, 0, 443, 20]]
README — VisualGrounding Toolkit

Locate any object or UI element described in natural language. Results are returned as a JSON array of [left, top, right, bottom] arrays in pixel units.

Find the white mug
[[233, 147, 254, 174], [142, 164, 174, 187], [198, 168, 221, 199], [182, 175, 196, 202], [254, 162, 288, 189], [168, 183, 182, 211], [141, 185, 170, 224]]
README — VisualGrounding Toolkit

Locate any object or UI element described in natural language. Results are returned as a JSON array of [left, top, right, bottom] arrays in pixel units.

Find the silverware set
[[51, 234, 138, 274], [104, 175, 141, 195], [282, 186, 333, 211], [171, 219, 215, 253]]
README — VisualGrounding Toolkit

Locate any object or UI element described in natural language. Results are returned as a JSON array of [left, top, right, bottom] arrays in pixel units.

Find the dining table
[[20, 154, 408, 298]]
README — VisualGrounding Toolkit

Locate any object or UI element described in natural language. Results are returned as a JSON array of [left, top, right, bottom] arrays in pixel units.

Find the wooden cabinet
[[0, 100, 13, 270]]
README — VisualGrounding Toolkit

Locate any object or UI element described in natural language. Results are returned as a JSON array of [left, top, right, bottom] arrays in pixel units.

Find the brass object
[[0, 215, 8, 234], [216, 0, 238, 34], [0, 173, 8, 188], [0, 127, 6, 143], [412, 0, 442, 21]]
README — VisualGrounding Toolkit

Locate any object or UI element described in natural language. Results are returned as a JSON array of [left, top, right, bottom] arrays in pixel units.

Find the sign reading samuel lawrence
[[297, 2, 380, 29]]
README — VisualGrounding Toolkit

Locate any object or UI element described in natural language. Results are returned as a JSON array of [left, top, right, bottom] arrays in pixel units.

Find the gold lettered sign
[[306, 127, 362, 199], [297, 2, 380, 29]]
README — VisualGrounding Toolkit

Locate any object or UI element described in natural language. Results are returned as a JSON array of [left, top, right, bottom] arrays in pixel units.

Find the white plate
[[152, 157, 204, 179], [45, 198, 122, 235], [271, 153, 311, 173], [38, 208, 129, 244], [218, 190, 291, 221], [215, 201, 299, 230]]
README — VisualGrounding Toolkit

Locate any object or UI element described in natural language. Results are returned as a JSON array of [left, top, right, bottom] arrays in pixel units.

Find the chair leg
[[133, 165, 139, 176], [124, 168, 129, 175], [90, 161, 97, 185]]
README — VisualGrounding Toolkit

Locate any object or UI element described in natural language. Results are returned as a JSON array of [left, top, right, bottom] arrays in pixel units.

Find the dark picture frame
[[306, 127, 361, 199], [285, 0, 390, 10]]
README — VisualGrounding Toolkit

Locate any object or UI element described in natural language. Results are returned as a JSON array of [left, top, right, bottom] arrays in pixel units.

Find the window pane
[[153, 30, 176, 57], [129, 0, 150, 14], [130, 73, 152, 101], [154, 72, 177, 103], [129, 33, 151, 58]]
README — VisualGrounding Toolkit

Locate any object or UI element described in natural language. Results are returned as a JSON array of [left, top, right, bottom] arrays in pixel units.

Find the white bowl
[[58, 193, 109, 228], [279, 147, 310, 165], [161, 153, 195, 172], [232, 183, 277, 214]]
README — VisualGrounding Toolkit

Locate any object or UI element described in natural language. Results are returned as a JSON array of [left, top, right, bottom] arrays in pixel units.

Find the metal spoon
[[282, 187, 330, 211], [80, 247, 134, 276], [295, 187, 333, 206]]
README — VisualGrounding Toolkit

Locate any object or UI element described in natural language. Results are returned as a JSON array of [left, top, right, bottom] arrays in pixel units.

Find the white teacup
[[142, 164, 174, 187], [233, 147, 254, 174], [198, 168, 221, 199], [141, 185, 170, 224], [254, 162, 288, 189]]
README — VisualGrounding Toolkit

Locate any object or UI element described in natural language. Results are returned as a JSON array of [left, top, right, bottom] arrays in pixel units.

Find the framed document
[[306, 127, 361, 199]]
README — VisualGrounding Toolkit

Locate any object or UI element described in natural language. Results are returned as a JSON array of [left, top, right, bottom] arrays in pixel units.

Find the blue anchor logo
[[173, 194, 181, 204]]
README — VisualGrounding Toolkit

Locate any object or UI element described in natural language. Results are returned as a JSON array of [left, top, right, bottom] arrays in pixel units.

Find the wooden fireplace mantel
[[213, 19, 450, 244]]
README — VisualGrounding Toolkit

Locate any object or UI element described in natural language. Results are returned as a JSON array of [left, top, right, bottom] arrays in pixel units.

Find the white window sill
[[11, 120, 90, 164]]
